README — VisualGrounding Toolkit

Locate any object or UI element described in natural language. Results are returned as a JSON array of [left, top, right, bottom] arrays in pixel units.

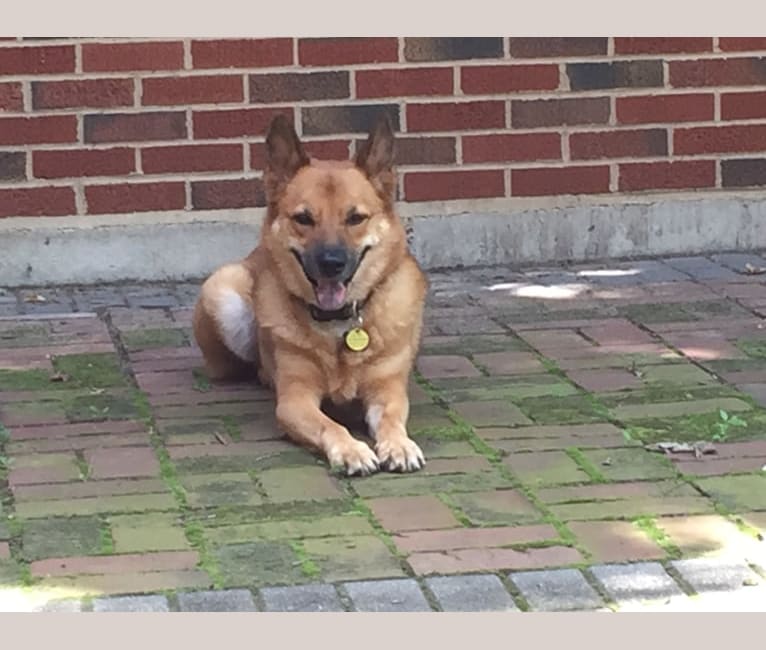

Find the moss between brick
[[624, 408, 766, 444], [121, 328, 188, 350], [20, 516, 102, 561], [213, 540, 307, 587], [51, 353, 127, 389], [518, 394, 611, 425]]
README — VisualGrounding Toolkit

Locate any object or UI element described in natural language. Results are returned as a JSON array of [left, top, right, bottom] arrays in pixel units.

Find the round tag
[[344, 327, 370, 352]]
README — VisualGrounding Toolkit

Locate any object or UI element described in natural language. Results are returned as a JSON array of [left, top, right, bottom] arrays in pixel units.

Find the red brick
[[142, 75, 244, 106], [30, 551, 199, 577], [191, 38, 293, 68], [142, 143, 243, 174], [9, 464, 81, 486], [250, 139, 350, 169], [394, 524, 558, 553], [570, 129, 667, 160], [404, 170, 505, 201], [0, 186, 75, 218], [461, 64, 559, 94], [356, 68, 453, 98], [0, 115, 77, 145], [616, 93, 714, 125], [85, 182, 185, 214], [191, 178, 265, 210], [32, 78, 134, 110], [0, 82, 23, 111], [462, 133, 561, 163], [84, 112, 187, 143], [674, 125, 766, 155], [619, 160, 716, 192], [0, 45, 74, 74], [719, 38, 766, 52], [193, 107, 286, 139], [673, 456, 766, 476], [568, 521, 665, 562], [721, 91, 766, 120], [82, 41, 184, 72], [368, 496, 458, 532], [85, 447, 159, 479], [33, 148, 135, 179], [512, 166, 610, 197], [408, 546, 581, 575], [614, 37, 712, 54], [670, 58, 766, 87], [13, 478, 166, 502], [8, 420, 145, 441], [298, 38, 398, 66], [407, 101, 505, 132]]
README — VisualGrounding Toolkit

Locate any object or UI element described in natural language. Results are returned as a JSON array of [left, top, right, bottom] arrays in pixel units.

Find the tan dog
[[192, 114, 428, 476]]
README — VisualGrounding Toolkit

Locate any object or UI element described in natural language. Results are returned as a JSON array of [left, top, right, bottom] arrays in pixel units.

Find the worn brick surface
[[368, 495, 458, 532], [3, 263, 766, 608]]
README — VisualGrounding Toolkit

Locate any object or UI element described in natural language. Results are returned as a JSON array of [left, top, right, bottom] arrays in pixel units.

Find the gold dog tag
[[344, 327, 370, 352]]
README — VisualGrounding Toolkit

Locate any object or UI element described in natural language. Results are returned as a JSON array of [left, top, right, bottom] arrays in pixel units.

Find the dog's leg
[[364, 377, 425, 472], [275, 381, 379, 476], [193, 263, 258, 380]]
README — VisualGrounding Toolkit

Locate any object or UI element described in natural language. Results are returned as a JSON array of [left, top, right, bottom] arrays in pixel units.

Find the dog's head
[[261, 114, 405, 314]]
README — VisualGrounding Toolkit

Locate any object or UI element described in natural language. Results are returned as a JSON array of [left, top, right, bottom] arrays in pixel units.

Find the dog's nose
[[316, 246, 349, 278]]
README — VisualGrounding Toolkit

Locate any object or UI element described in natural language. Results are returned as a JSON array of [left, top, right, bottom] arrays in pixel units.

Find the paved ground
[[1, 252, 766, 612]]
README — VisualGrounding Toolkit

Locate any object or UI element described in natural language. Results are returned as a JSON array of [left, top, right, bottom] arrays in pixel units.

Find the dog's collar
[[308, 297, 367, 323]]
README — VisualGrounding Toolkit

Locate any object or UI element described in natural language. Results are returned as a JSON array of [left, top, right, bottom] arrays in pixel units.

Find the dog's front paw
[[376, 435, 425, 473], [326, 437, 380, 477]]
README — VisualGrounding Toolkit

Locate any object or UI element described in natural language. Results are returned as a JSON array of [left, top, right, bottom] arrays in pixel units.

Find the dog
[[192, 114, 428, 476]]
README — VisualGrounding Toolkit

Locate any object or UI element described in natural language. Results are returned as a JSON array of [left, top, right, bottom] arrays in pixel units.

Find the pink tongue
[[315, 281, 347, 311]]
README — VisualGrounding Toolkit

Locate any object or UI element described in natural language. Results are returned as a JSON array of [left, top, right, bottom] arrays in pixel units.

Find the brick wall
[[2, 37, 766, 219]]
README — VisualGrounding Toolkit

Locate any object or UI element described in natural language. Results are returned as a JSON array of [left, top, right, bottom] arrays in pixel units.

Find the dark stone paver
[[261, 584, 344, 612], [426, 574, 518, 611], [510, 568, 604, 611], [177, 589, 257, 612], [92, 595, 170, 612], [343, 579, 432, 612]]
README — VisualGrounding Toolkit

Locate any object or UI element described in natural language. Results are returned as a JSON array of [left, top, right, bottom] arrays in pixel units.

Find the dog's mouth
[[290, 246, 372, 312]]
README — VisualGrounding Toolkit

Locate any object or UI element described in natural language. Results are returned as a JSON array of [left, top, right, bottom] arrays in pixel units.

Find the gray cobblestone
[[261, 584, 343, 612], [18, 289, 74, 315], [92, 595, 169, 612], [510, 569, 604, 611], [589, 562, 684, 605], [711, 252, 766, 274], [426, 574, 517, 611], [72, 287, 127, 312], [177, 589, 256, 612], [670, 558, 763, 593], [663, 256, 739, 281], [344, 579, 432, 612]]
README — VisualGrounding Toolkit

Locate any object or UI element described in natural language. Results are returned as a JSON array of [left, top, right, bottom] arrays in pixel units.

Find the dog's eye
[[346, 212, 369, 226], [291, 211, 315, 227]]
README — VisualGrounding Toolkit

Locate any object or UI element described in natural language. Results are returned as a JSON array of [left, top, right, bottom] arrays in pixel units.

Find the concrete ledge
[[2, 190, 766, 286]]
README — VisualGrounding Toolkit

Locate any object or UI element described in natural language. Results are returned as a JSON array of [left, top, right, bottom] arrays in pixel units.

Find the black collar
[[307, 296, 369, 323]]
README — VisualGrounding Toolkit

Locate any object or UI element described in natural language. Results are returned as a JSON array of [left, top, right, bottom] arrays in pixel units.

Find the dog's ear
[[264, 114, 309, 199], [355, 114, 396, 201]]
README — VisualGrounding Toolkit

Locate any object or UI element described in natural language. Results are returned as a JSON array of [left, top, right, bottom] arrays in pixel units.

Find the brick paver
[[3, 252, 766, 611]]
